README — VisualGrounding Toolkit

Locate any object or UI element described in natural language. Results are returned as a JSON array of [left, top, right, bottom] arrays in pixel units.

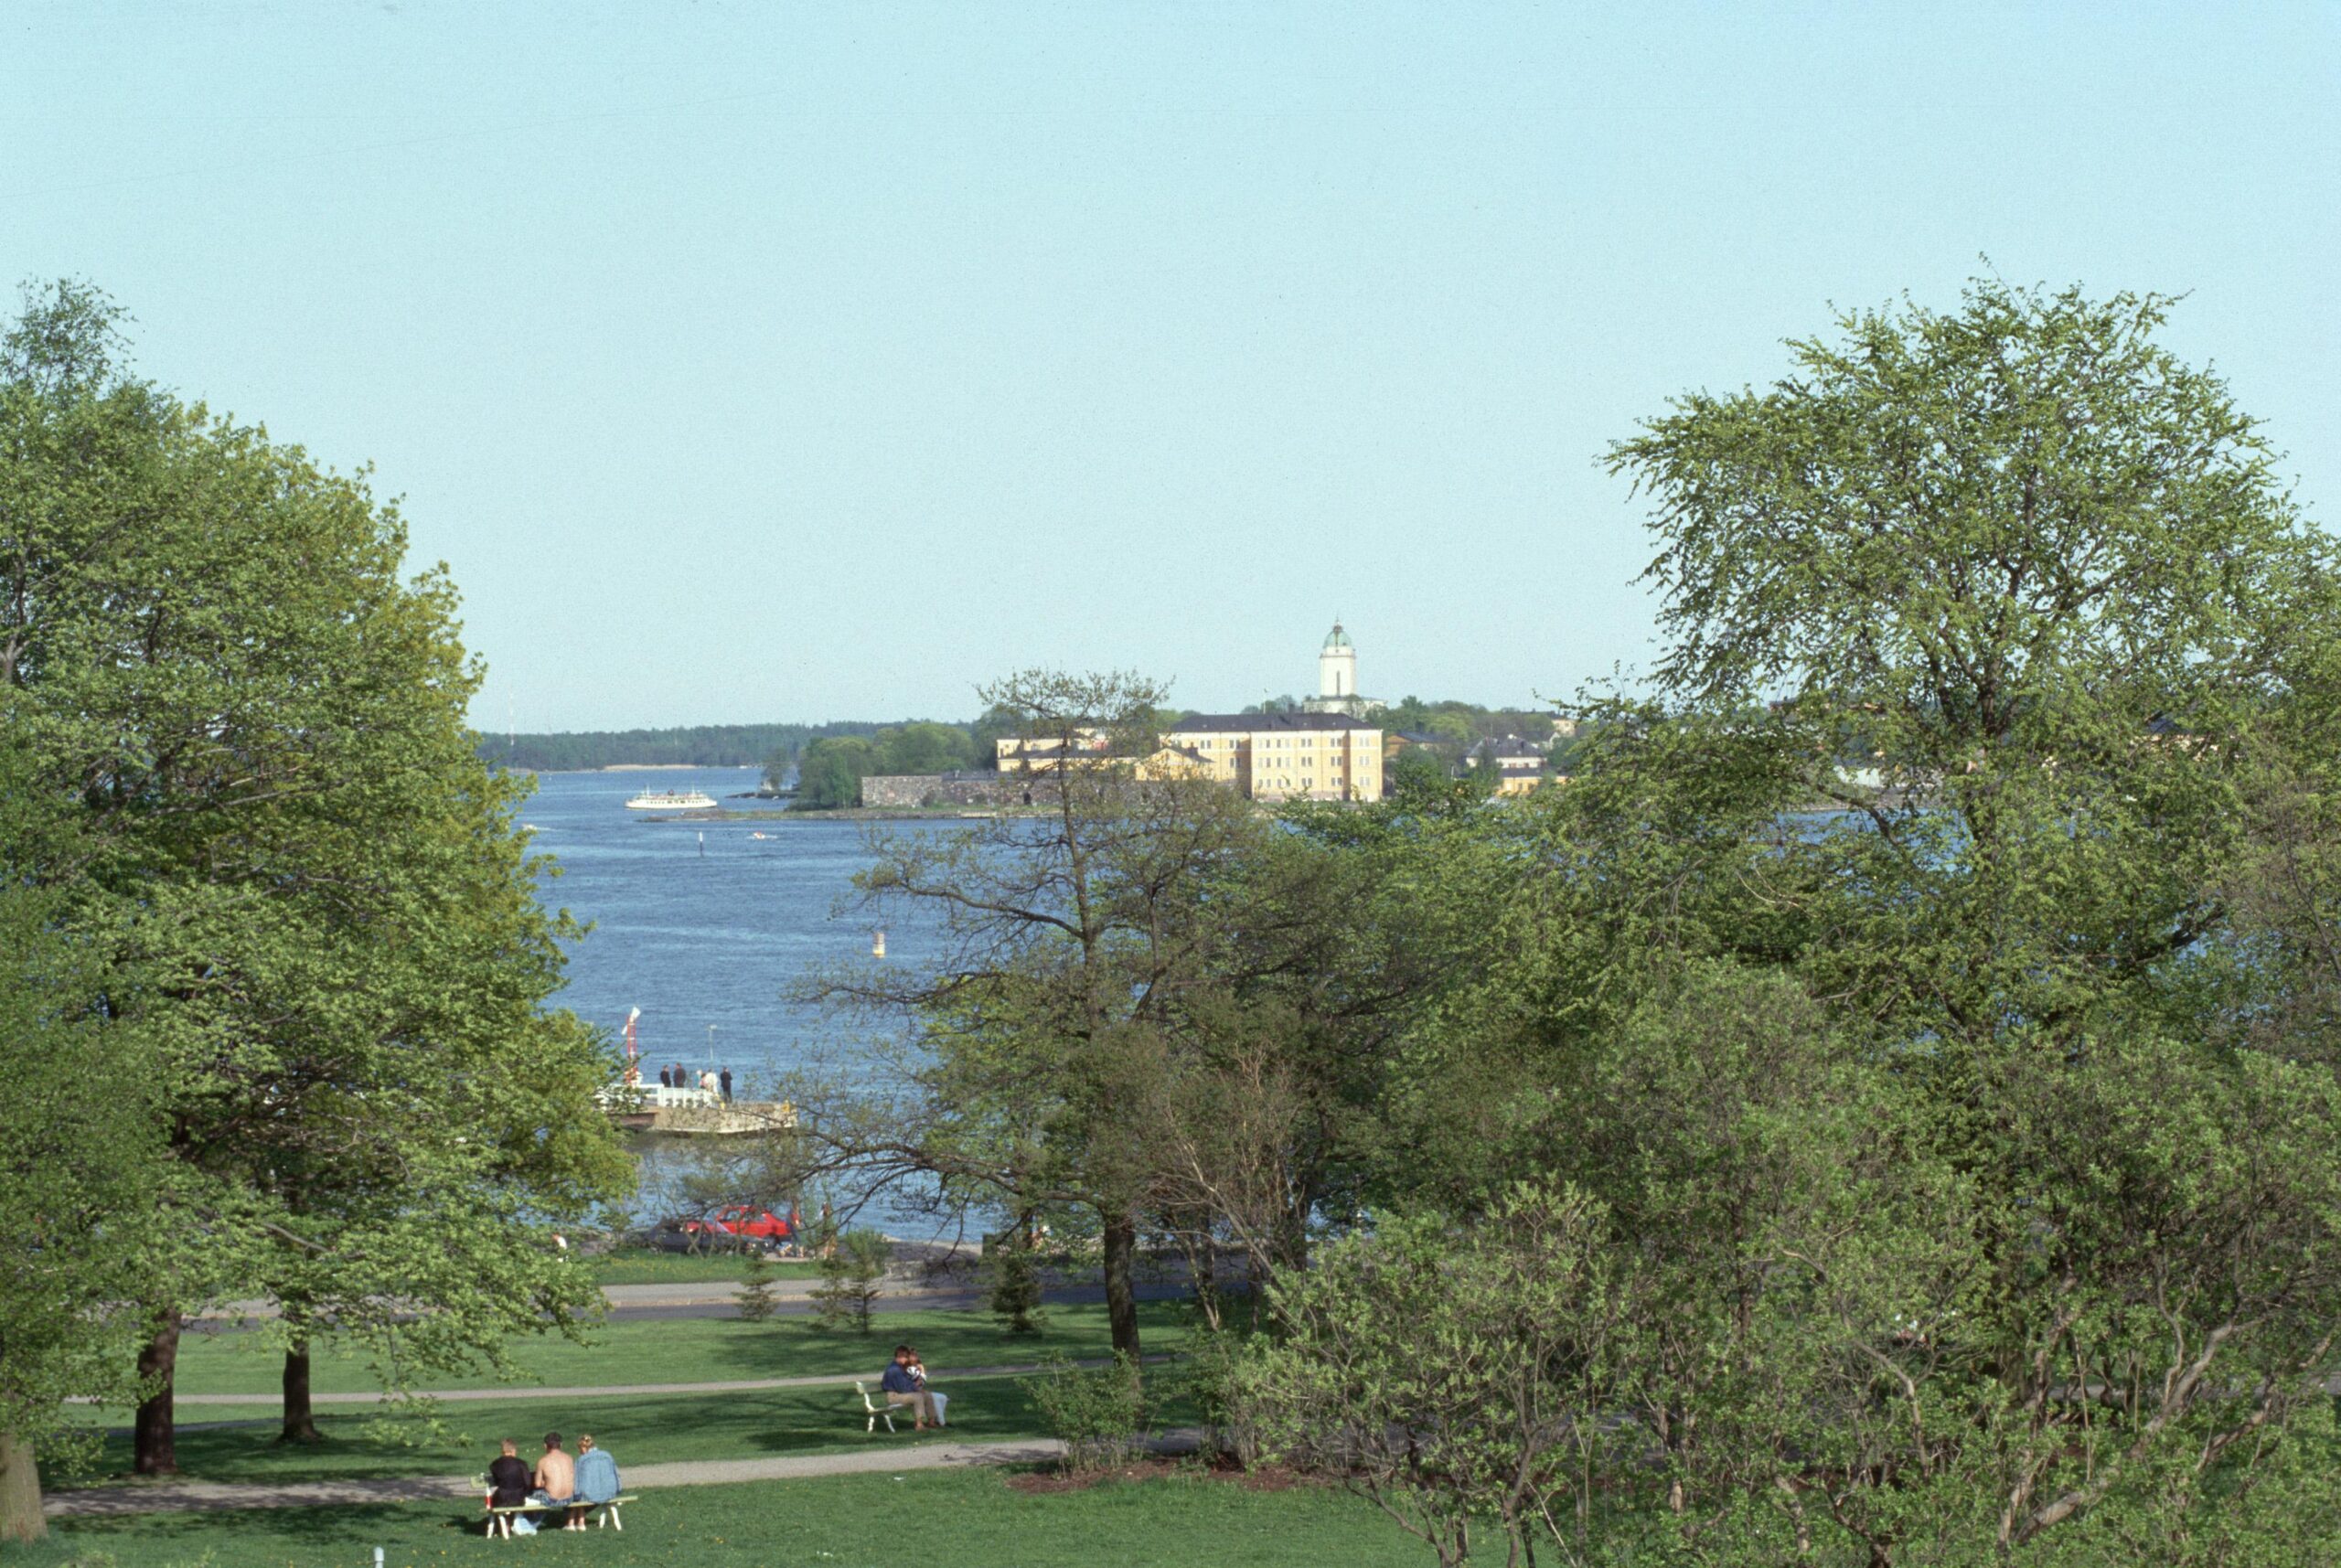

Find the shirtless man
[[531, 1430, 582, 1531]]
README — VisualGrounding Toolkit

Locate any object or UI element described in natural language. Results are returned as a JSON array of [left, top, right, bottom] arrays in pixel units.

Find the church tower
[[1319, 621, 1357, 700]]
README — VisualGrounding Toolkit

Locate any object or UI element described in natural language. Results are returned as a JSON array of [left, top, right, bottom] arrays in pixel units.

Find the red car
[[681, 1205, 798, 1244]]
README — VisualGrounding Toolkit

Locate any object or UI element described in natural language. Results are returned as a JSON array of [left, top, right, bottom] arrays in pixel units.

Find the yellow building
[[1159, 711, 1384, 803], [994, 730, 1113, 773]]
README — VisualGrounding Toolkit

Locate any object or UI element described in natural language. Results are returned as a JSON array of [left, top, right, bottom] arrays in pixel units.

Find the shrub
[[734, 1252, 778, 1322], [811, 1227, 889, 1333], [1022, 1351, 1146, 1473], [984, 1226, 1046, 1335], [1177, 1328, 1256, 1466]]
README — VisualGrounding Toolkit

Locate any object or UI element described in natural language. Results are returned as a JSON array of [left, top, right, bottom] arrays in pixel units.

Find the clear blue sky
[[5, 4, 2334, 730]]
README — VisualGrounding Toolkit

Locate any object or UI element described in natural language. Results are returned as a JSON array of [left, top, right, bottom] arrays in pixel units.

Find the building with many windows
[[1468, 735, 1548, 796], [1159, 709, 1383, 802]]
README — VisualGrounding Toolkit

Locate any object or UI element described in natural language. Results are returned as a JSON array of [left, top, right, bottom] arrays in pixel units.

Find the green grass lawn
[[166, 1303, 1190, 1396], [584, 1248, 823, 1286], [62, 1371, 1091, 1487], [33, 1467, 1424, 1568]]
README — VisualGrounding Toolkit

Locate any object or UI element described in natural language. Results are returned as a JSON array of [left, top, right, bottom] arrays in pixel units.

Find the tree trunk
[[278, 1339, 321, 1445], [0, 1432, 44, 1542], [1102, 1208, 1141, 1359], [133, 1308, 180, 1477]]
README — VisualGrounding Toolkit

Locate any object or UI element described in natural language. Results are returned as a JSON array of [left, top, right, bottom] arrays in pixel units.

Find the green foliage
[[1235, 277, 2341, 1564], [732, 1253, 779, 1322], [0, 281, 633, 1489], [1381, 744, 1452, 794], [875, 720, 976, 774], [789, 723, 983, 808], [795, 736, 871, 808], [983, 1227, 1046, 1335], [797, 669, 1254, 1360], [810, 1228, 889, 1333], [0, 732, 167, 1531], [1021, 1352, 1146, 1473], [1245, 1183, 1628, 1568]]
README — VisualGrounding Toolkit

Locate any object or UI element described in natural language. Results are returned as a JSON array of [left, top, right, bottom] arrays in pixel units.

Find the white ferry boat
[[625, 788, 718, 811]]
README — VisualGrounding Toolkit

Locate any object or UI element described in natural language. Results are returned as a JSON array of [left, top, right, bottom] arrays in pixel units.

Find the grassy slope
[[34, 1468, 1426, 1568], [166, 1303, 1187, 1396]]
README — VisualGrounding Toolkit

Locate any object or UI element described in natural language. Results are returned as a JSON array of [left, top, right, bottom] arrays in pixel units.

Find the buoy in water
[[872, 928, 886, 958]]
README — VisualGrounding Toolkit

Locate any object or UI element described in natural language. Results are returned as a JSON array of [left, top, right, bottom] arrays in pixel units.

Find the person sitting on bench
[[881, 1344, 937, 1429], [529, 1430, 582, 1530], [574, 1433, 621, 1511], [486, 1438, 532, 1514]]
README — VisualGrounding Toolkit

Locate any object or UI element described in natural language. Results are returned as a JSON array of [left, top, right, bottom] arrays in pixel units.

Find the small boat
[[625, 789, 717, 811]]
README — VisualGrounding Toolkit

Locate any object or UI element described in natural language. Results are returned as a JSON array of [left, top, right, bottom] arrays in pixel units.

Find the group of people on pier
[[656, 1062, 732, 1098]]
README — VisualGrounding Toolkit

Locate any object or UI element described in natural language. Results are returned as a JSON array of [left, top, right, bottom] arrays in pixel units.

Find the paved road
[[604, 1279, 1196, 1321], [191, 1275, 1203, 1328], [48, 1431, 1203, 1519]]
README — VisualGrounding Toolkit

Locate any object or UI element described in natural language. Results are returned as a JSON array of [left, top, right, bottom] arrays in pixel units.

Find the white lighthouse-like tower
[[1319, 620, 1357, 700], [1304, 620, 1382, 718]]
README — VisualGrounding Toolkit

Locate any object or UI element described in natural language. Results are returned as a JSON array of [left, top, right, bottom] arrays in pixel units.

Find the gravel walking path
[[46, 1431, 1204, 1520]]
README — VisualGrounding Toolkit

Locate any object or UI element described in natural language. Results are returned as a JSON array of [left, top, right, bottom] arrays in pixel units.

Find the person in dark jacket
[[486, 1438, 532, 1511], [719, 1067, 732, 1101], [881, 1345, 937, 1428]]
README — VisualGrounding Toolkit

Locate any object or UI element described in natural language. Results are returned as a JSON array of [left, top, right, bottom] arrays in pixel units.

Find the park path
[[46, 1431, 1203, 1520]]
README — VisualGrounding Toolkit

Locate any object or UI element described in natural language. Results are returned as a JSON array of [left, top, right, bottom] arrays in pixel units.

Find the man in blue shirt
[[880, 1345, 936, 1428]]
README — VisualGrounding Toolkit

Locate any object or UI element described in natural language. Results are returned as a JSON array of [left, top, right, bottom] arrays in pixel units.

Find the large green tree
[[0, 281, 631, 1478], [796, 671, 1262, 1358], [1252, 278, 2341, 1564], [0, 740, 167, 1541], [1607, 277, 2341, 1556]]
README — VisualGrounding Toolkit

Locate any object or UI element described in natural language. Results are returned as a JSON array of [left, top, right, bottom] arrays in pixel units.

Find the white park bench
[[483, 1494, 637, 1537], [853, 1380, 899, 1434]]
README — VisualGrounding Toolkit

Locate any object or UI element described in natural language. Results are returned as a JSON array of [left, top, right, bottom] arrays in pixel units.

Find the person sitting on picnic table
[[486, 1438, 532, 1513], [574, 1433, 621, 1509], [881, 1344, 938, 1429], [529, 1430, 583, 1530]]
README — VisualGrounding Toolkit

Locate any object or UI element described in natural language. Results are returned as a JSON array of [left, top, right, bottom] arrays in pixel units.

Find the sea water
[[517, 766, 954, 1232]]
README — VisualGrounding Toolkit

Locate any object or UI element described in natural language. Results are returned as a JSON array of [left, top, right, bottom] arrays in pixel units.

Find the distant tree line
[[481, 721, 897, 773]]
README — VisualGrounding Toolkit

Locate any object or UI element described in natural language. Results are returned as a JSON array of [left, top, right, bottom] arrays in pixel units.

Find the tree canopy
[[0, 281, 631, 1525]]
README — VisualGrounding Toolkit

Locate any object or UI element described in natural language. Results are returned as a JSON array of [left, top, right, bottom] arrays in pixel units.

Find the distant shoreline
[[636, 805, 1052, 824]]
